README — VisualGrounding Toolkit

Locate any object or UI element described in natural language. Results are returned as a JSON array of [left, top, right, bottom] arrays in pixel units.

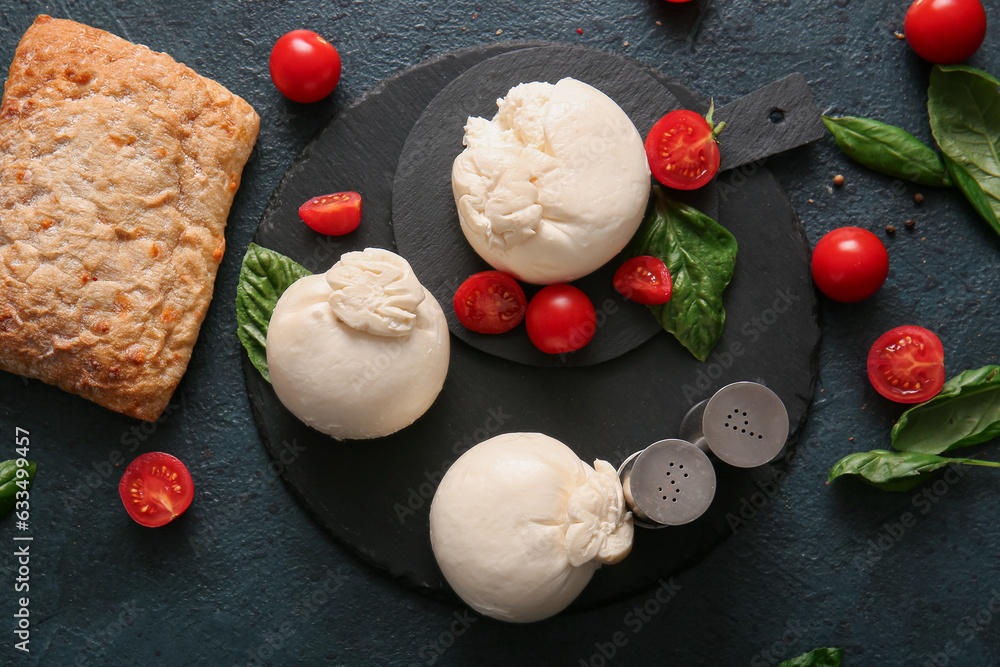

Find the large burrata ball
[[430, 432, 633, 623], [266, 248, 450, 440], [451, 78, 651, 284]]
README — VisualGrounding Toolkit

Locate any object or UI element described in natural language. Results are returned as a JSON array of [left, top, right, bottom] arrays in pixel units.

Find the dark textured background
[[1, 1, 999, 665]]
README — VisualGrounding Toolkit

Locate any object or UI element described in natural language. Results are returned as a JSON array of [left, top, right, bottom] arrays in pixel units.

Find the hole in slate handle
[[769, 108, 786, 124]]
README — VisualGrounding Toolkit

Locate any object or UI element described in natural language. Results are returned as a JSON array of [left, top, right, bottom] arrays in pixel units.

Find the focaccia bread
[[0, 15, 260, 421]]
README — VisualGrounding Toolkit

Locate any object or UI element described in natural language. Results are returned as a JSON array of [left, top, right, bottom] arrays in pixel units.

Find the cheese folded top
[[452, 78, 651, 284], [429, 432, 633, 623], [266, 248, 450, 440]]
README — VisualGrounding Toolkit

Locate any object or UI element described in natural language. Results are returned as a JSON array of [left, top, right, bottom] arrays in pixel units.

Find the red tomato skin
[[613, 256, 673, 305], [453, 271, 528, 334], [269, 30, 342, 103], [645, 110, 721, 190], [810, 227, 889, 303], [525, 285, 598, 354], [905, 0, 987, 65], [867, 325, 945, 403], [119, 452, 194, 528], [298, 191, 362, 236]]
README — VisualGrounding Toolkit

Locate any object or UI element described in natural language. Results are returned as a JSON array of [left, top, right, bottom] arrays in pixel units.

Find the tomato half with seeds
[[867, 325, 945, 404], [645, 109, 722, 190], [613, 256, 673, 305], [119, 452, 194, 527], [298, 191, 362, 235], [453, 271, 527, 334]]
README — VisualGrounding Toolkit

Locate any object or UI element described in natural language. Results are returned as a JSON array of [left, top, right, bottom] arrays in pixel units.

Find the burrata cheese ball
[[266, 248, 450, 440], [429, 432, 633, 623], [451, 78, 651, 284]]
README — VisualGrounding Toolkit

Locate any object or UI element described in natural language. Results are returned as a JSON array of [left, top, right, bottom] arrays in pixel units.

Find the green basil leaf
[[236, 243, 313, 383], [828, 449, 1000, 491], [891, 365, 1000, 454], [822, 115, 952, 187], [942, 152, 1000, 237], [928, 64, 1000, 236], [778, 648, 844, 667], [0, 460, 36, 517], [629, 187, 738, 361]]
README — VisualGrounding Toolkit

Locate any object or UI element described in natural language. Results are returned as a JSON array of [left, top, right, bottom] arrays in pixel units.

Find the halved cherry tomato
[[299, 191, 362, 235], [867, 325, 945, 404], [269, 30, 342, 103], [905, 0, 987, 65], [645, 109, 722, 190], [453, 271, 527, 334], [613, 256, 673, 305], [526, 285, 597, 354], [119, 452, 194, 528], [811, 227, 889, 303]]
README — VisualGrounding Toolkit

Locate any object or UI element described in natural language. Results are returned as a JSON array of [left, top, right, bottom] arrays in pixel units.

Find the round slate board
[[242, 42, 820, 608], [393, 44, 716, 367]]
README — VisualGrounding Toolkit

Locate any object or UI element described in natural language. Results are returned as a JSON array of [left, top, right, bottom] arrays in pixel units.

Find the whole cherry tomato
[[613, 256, 673, 305], [270, 30, 342, 103], [905, 0, 987, 64], [645, 108, 724, 190], [811, 227, 889, 303], [867, 325, 945, 403], [453, 271, 527, 334], [525, 285, 597, 354], [119, 452, 194, 528], [298, 191, 362, 235]]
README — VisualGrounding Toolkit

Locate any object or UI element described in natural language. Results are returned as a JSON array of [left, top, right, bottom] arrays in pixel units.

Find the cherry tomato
[[525, 285, 597, 354], [645, 109, 721, 190], [453, 271, 527, 334], [298, 191, 362, 235], [867, 325, 945, 403], [613, 256, 673, 305], [119, 452, 194, 528], [810, 227, 889, 303], [905, 0, 987, 65], [269, 30, 342, 103]]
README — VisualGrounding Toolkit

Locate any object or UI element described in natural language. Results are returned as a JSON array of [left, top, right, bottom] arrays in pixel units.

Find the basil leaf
[[828, 449, 1000, 491], [822, 115, 952, 187], [236, 243, 313, 383], [943, 152, 1000, 237], [778, 648, 844, 667], [928, 65, 1000, 237], [0, 460, 36, 517], [891, 365, 1000, 455], [629, 187, 738, 362]]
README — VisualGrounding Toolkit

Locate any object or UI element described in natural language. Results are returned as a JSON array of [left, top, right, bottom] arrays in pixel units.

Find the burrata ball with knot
[[451, 78, 651, 284], [266, 248, 450, 440], [429, 432, 634, 622]]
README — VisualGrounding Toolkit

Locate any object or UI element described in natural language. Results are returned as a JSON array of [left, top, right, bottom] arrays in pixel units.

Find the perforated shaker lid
[[620, 439, 716, 527], [701, 382, 788, 468]]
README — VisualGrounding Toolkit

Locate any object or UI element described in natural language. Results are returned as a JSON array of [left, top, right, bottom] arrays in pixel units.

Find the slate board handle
[[714, 72, 825, 172]]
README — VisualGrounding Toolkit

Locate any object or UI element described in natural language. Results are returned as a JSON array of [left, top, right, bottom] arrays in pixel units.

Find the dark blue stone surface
[[0, 1, 998, 665]]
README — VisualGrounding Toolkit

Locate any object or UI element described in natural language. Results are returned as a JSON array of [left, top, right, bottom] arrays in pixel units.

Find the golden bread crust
[[0, 15, 260, 420]]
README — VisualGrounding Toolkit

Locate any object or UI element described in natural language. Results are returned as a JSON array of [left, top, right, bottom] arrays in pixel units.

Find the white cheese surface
[[452, 78, 651, 284], [266, 248, 450, 440], [429, 432, 633, 623]]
